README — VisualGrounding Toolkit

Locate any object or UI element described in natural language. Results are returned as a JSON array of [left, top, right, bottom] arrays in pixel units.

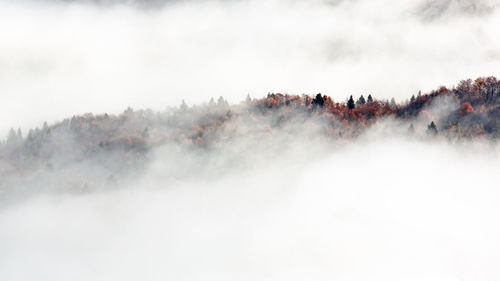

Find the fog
[[2, 136, 500, 281], [2, 0, 500, 280], [1, 0, 500, 136]]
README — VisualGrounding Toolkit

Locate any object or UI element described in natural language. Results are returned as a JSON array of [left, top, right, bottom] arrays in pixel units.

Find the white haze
[[2, 0, 500, 280], [1, 0, 500, 136], [2, 137, 500, 281]]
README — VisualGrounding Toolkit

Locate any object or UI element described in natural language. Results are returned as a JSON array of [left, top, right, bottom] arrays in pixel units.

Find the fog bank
[[1, 138, 500, 280]]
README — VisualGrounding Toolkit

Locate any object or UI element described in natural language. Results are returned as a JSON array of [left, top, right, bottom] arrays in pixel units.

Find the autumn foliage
[[1, 76, 500, 177]]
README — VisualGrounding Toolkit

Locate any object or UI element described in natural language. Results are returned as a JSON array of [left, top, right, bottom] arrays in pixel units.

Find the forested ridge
[[1, 76, 500, 190]]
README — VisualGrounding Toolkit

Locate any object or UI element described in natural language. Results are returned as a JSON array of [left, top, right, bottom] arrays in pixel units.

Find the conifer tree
[[180, 100, 188, 111], [356, 95, 366, 105], [217, 96, 228, 107], [427, 121, 438, 135], [390, 97, 396, 108], [7, 128, 17, 144], [408, 123, 415, 134], [313, 93, 325, 108], [208, 97, 216, 107], [347, 95, 355, 109], [367, 94, 373, 102], [16, 128, 22, 140]]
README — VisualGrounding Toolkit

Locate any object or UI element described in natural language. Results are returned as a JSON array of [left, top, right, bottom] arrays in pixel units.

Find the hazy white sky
[[0, 0, 499, 137]]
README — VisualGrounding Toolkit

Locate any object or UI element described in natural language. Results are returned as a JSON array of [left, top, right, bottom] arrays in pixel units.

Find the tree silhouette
[[217, 96, 228, 107], [408, 123, 415, 134], [16, 128, 22, 140], [427, 121, 438, 135], [356, 95, 366, 105], [208, 97, 216, 107], [180, 100, 188, 111], [390, 97, 396, 108], [347, 95, 355, 109], [313, 93, 325, 108], [7, 128, 17, 144], [367, 94, 373, 102]]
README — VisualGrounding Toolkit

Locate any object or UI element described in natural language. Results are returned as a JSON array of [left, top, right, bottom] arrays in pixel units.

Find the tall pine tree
[[347, 95, 355, 109]]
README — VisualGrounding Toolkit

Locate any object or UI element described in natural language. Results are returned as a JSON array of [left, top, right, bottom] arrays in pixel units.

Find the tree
[[356, 95, 366, 105], [427, 121, 438, 135], [208, 97, 216, 107], [7, 128, 17, 144], [347, 95, 355, 109], [456, 122, 462, 139], [410, 95, 415, 103], [417, 90, 421, 98], [245, 94, 252, 104], [390, 97, 396, 108], [16, 128, 22, 140], [217, 96, 228, 107], [367, 94, 373, 102], [313, 93, 325, 108], [180, 100, 188, 111], [459, 102, 474, 115], [408, 123, 415, 134], [141, 127, 150, 138]]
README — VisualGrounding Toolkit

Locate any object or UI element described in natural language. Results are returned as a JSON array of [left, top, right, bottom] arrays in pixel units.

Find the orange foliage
[[459, 102, 474, 115]]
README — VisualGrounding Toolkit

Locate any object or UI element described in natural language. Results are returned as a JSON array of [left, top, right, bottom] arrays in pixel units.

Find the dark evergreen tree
[[356, 95, 366, 105], [313, 93, 325, 108], [347, 95, 355, 109], [410, 95, 415, 103], [427, 121, 438, 135], [367, 94, 373, 102]]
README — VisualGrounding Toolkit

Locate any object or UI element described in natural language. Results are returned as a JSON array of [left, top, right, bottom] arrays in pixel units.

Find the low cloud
[[2, 136, 500, 281]]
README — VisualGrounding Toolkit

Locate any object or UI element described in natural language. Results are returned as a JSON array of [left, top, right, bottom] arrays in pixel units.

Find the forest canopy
[[1, 76, 499, 195]]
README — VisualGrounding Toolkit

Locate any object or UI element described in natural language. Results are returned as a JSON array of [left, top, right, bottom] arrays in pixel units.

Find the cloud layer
[[2, 138, 500, 281]]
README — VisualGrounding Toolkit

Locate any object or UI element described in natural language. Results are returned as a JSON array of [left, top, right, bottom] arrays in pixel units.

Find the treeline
[[1, 76, 500, 176]]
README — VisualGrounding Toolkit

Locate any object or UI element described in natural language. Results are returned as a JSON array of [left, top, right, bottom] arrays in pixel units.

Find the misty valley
[[1, 0, 500, 280]]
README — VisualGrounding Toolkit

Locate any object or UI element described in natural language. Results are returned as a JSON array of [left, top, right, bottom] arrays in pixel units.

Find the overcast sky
[[0, 0, 499, 137]]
